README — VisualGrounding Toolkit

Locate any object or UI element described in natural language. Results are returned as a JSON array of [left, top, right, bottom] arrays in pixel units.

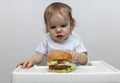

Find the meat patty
[[49, 65, 70, 70]]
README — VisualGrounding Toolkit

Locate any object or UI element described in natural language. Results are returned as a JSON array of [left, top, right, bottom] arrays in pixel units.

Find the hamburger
[[47, 50, 76, 73]]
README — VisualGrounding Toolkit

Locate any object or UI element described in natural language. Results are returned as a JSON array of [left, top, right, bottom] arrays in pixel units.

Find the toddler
[[17, 2, 88, 68]]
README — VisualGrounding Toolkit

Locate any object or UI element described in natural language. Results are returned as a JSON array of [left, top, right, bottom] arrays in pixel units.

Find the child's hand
[[69, 52, 79, 61], [16, 59, 34, 69], [69, 51, 88, 65]]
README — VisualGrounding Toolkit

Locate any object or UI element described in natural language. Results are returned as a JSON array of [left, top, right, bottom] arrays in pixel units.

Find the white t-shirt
[[35, 33, 87, 55]]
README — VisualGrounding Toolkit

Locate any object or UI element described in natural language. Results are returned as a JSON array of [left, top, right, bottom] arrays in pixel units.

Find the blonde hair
[[44, 2, 75, 33]]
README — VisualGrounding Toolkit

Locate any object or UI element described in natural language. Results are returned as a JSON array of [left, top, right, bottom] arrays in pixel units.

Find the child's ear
[[70, 27, 74, 32]]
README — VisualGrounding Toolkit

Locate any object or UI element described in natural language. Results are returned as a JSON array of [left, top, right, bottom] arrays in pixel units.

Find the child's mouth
[[56, 35, 63, 39]]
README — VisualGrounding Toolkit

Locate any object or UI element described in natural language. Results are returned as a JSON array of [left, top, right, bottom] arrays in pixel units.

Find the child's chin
[[53, 38, 64, 42]]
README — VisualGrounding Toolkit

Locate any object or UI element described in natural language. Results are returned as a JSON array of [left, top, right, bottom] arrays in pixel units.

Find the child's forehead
[[48, 13, 69, 26]]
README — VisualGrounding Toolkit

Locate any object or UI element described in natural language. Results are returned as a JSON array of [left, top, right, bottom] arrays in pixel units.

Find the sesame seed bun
[[47, 50, 72, 62]]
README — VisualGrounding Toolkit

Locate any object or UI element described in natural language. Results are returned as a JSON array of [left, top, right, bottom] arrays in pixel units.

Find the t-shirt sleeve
[[74, 41, 87, 53], [35, 40, 47, 55]]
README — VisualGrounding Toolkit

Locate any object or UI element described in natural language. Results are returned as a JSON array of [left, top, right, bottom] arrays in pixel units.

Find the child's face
[[48, 13, 71, 42]]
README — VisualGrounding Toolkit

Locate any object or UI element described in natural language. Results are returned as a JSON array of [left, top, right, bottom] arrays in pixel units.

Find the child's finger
[[72, 53, 76, 60], [16, 61, 24, 68], [22, 61, 29, 68], [67, 51, 78, 61], [72, 52, 78, 61], [26, 62, 33, 68], [74, 54, 78, 60]]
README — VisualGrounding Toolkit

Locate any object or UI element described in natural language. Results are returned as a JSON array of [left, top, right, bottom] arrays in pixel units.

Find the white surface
[[12, 60, 120, 83]]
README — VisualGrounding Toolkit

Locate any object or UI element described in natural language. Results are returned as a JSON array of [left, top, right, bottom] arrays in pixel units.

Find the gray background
[[0, 0, 120, 83]]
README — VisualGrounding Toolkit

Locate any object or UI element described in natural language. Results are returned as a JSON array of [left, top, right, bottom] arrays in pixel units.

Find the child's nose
[[56, 27, 62, 33]]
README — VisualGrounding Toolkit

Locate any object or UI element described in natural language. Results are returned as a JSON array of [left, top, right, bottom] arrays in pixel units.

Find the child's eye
[[50, 26, 56, 29], [61, 24, 67, 28]]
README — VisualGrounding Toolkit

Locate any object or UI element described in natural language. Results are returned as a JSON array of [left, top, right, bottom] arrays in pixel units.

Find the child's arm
[[71, 52, 88, 65], [16, 52, 44, 68]]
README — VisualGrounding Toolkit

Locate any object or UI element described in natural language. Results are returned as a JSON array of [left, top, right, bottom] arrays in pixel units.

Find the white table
[[12, 60, 120, 83]]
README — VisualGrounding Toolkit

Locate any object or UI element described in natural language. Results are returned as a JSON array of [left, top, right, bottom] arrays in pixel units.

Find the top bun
[[47, 50, 72, 62]]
